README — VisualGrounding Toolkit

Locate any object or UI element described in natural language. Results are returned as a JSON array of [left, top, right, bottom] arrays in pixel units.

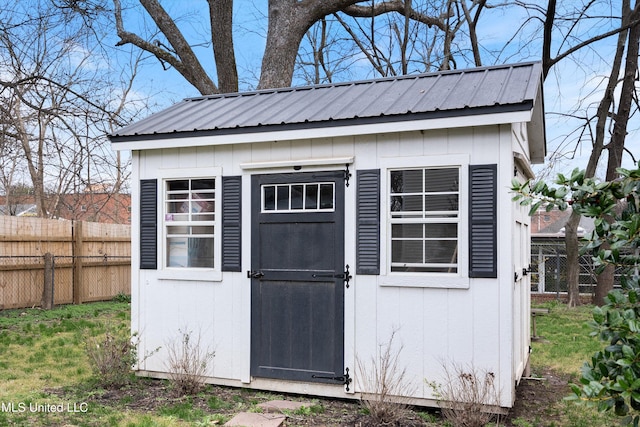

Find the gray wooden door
[[250, 172, 345, 383]]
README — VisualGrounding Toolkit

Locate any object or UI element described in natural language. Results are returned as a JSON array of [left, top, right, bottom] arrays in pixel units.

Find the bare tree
[[0, 0, 139, 220], [534, 0, 640, 305], [111, 0, 489, 92], [325, 0, 488, 78]]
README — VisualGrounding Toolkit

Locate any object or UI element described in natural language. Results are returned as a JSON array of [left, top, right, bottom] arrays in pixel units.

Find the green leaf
[[593, 306, 605, 324], [617, 359, 633, 367], [570, 384, 583, 397], [554, 186, 568, 199]]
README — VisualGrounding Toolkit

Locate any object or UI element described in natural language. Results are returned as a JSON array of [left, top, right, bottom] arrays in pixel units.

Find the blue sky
[[117, 0, 638, 180]]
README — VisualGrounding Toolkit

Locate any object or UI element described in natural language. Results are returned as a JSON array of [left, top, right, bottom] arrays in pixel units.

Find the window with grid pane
[[164, 178, 215, 268], [389, 167, 459, 273]]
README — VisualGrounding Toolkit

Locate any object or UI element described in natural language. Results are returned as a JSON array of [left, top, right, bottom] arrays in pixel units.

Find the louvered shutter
[[140, 179, 158, 270], [468, 164, 497, 278], [356, 169, 380, 275], [222, 176, 242, 271]]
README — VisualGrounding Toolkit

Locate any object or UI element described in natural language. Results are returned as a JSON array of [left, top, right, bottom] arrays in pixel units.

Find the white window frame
[[158, 167, 222, 282], [379, 155, 469, 288]]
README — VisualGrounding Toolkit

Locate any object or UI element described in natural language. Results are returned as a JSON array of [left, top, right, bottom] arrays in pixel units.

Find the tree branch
[[113, 0, 218, 95], [341, 0, 447, 31]]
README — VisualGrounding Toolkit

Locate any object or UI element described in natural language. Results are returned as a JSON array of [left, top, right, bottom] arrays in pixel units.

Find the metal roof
[[110, 62, 544, 143]]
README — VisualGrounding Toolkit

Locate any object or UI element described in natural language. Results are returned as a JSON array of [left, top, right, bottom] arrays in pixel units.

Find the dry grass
[[85, 324, 139, 388], [165, 328, 215, 396], [356, 329, 417, 425], [431, 362, 502, 427]]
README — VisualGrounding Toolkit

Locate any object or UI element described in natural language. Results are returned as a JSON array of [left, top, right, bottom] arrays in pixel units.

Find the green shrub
[[113, 292, 131, 303], [514, 162, 640, 425], [570, 286, 640, 425]]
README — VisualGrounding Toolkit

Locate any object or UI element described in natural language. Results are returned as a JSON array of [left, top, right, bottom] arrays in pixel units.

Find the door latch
[[247, 271, 264, 279]]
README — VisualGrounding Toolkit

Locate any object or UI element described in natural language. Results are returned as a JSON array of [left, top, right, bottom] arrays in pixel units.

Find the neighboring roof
[[531, 207, 595, 238], [110, 62, 546, 162], [0, 204, 35, 217]]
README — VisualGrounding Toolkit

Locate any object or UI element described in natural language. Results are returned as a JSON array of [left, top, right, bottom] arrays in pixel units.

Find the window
[[389, 167, 459, 273], [261, 182, 334, 213], [164, 178, 215, 268]]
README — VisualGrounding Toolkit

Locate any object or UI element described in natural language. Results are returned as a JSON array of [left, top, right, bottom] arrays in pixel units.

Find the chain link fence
[[531, 240, 625, 297], [0, 254, 130, 309]]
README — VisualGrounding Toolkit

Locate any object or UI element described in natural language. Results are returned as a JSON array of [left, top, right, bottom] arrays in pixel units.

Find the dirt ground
[[504, 368, 570, 426], [52, 367, 570, 426]]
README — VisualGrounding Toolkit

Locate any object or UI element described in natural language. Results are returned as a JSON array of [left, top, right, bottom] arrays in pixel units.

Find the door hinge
[[344, 164, 352, 187], [310, 165, 351, 187], [312, 265, 352, 288], [343, 264, 352, 288], [312, 367, 352, 391]]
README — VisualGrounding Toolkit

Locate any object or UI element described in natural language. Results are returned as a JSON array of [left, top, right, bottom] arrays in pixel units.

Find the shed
[[110, 61, 546, 409]]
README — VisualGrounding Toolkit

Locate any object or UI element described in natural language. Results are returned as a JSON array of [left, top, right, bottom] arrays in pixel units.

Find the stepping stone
[[257, 400, 314, 414], [224, 411, 285, 427]]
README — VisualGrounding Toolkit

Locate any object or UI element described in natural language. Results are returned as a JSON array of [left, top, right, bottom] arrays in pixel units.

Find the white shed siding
[[130, 123, 529, 407]]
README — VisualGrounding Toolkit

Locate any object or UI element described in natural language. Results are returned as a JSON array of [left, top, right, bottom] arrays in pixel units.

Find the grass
[[529, 300, 620, 427], [0, 301, 188, 426], [0, 298, 629, 426], [530, 301, 604, 375]]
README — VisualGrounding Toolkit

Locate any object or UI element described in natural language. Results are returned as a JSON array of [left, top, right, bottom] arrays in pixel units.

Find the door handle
[[247, 271, 264, 279]]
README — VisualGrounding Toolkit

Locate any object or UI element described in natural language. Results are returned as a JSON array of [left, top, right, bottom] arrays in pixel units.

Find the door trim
[[250, 171, 345, 383]]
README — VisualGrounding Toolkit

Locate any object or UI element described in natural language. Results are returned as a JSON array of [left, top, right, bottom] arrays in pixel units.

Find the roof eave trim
[[111, 106, 534, 152]]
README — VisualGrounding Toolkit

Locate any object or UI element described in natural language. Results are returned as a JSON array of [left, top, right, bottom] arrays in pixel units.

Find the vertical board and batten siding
[[351, 127, 511, 404], [132, 124, 523, 407], [135, 146, 251, 381], [511, 125, 534, 382]]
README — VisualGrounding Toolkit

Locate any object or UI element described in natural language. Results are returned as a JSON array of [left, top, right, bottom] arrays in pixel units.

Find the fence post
[[73, 221, 84, 304], [42, 253, 54, 309]]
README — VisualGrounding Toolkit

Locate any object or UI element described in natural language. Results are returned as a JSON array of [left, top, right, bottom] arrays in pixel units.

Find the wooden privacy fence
[[0, 216, 130, 309]]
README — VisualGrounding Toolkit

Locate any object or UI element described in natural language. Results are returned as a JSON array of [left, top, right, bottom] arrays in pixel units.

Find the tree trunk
[[258, 1, 313, 89], [594, 5, 639, 305], [564, 211, 582, 306], [543, 0, 630, 306], [208, 0, 238, 93], [605, 7, 639, 181], [595, 253, 615, 306]]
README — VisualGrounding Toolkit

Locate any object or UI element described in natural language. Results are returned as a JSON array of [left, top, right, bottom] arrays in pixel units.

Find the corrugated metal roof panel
[[111, 61, 543, 139]]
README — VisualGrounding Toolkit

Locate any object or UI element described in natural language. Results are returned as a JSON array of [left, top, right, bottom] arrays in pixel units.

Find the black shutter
[[468, 164, 497, 278], [222, 176, 242, 271], [356, 169, 380, 275], [140, 179, 158, 270]]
